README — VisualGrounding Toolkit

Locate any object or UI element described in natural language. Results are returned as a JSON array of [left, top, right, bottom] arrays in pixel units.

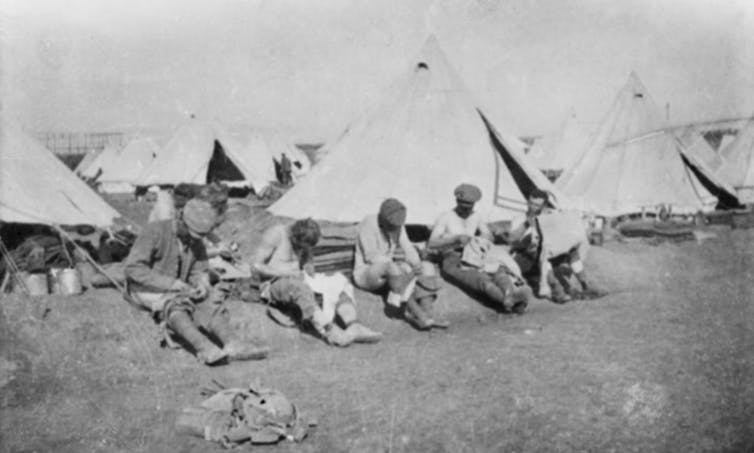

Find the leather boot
[[167, 312, 227, 365], [481, 280, 507, 308], [491, 271, 517, 312], [404, 297, 433, 330], [548, 270, 571, 304], [575, 272, 608, 299], [417, 296, 449, 329], [208, 315, 269, 361], [509, 284, 533, 314]]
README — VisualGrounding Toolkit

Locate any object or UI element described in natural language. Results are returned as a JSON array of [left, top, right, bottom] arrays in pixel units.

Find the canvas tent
[[269, 36, 562, 224], [83, 138, 159, 193], [0, 125, 120, 226], [716, 117, 754, 203], [80, 143, 121, 180], [526, 111, 590, 176], [74, 148, 104, 175], [229, 128, 311, 183], [136, 119, 276, 194], [556, 72, 735, 217], [677, 125, 726, 174]]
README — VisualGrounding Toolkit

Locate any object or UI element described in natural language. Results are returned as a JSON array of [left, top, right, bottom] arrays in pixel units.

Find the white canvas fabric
[[0, 125, 120, 226], [527, 112, 590, 173], [136, 119, 275, 194], [80, 143, 121, 180], [717, 117, 754, 203], [556, 72, 722, 216], [74, 148, 104, 175], [82, 138, 160, 193], [269, 36, 561, 224]]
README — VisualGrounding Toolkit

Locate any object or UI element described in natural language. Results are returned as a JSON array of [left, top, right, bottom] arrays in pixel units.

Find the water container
[[20, 272, 49, 296], [57, 268, 83, 295], [48, 268, 63, 294]]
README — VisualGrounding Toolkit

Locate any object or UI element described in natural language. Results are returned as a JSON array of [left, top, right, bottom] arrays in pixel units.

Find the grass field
[[1, 199, 752, 452]]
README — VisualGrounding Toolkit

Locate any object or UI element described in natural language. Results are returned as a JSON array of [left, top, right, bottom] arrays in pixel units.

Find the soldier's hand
[[189, 284, 209, 300], [302, 262, 316, 277], [456, 235, 472, 247], [170, 280, 192, 293]]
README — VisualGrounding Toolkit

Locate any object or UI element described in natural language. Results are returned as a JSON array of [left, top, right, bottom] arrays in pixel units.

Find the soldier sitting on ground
[[353, 198, 447, 330], [251, 218, 382, 346], [124, 199, 269, 365], [428, 183, 532, 314], [508, 189, 606, 302]]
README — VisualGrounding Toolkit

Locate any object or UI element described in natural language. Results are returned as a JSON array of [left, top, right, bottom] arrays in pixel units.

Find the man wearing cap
[[428, 184, 532, 314], [125, 199, 269, 365], [353, 198, 447, 330], [252, 218, 383, 346], [508, 189, 606, 301]]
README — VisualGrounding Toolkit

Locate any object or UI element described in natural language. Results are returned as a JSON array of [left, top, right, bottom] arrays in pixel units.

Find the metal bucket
[[20, 272, 49, 296], [48, 268, 63, 294], [57, 268, 83, 296]]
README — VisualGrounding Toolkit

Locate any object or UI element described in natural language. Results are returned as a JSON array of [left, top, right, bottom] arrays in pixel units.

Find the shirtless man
[[251, 218, 382, 346]]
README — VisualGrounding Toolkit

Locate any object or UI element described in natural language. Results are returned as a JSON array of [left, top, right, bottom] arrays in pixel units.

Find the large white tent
[[136, 119, 277, 194], [270, 36, 561, 224], [526, 111, 591, 176], [80, 138, 160, 193], [717, 117, 754, 203], [0, 125, 120, 226], [556, 72, 734, 216]]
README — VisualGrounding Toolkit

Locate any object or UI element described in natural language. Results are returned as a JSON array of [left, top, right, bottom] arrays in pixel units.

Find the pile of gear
[[176, 380, 316, 448]]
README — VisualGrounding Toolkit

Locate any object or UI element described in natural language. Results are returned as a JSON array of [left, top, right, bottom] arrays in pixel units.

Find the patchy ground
[[1, 201, 753, 452]]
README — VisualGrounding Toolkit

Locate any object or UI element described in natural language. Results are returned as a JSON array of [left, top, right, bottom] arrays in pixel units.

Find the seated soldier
[[428, 184, 531, 314], [124, 199, 269, 365], [251, 218, 382, 346], [353, 198, 447, 330], [509, 189, 606, 301], [147, 182, 234, 258]]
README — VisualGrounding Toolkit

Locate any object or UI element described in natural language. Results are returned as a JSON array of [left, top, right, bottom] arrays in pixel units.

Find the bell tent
[[716, 117, 754, 203], [0, 126, 120, 227], [556, 72, 735, 217], [269, 36, 561, 224], [137, 119, 276, 194], [526, 111, 590, 177]]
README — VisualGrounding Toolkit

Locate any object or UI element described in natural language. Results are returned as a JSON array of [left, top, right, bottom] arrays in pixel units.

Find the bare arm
[[427, 215, 458, 250], [250, 227, 301, 279]]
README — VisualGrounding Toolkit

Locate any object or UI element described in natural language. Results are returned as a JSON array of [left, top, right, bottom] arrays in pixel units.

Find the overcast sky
[[1, 0, 753, 141]]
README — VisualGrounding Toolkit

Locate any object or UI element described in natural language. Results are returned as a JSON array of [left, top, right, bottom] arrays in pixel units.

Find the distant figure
[[279, 153, 293, 187]]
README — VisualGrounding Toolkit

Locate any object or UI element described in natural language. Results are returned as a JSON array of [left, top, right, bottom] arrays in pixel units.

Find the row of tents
[[269, 38, 752, 222], [525, 75, 754, 212], [75, 122, 311, 195], [2, 35, 753, 231]]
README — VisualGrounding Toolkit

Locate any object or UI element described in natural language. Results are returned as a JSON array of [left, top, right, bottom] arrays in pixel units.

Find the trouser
[[512, 248, 580, 295], [266, 276, 320, 322], [130, 291, 231, 348], [440, 251, 516, 301]]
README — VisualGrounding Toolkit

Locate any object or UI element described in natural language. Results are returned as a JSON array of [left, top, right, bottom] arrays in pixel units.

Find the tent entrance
[[207, 140, 245, 183]]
